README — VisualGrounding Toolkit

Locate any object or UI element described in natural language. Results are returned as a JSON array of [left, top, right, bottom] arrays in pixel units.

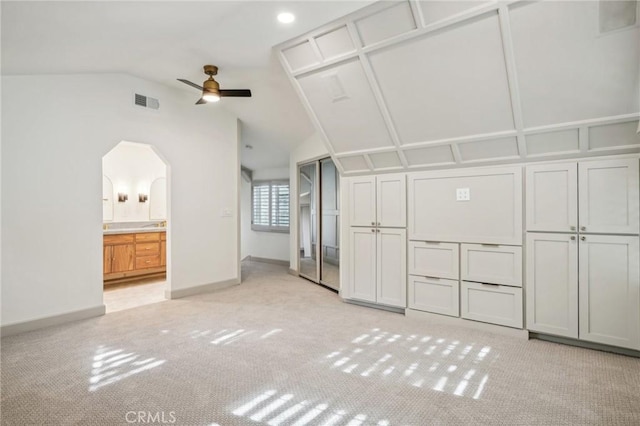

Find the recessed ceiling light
[[277, 12, 295, 24]]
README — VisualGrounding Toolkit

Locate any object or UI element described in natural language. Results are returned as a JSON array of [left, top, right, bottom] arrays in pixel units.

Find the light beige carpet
[[2, 261, 639, 425]]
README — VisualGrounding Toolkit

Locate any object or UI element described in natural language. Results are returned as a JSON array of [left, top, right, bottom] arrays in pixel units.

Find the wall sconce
[[138, 193, 148, 203], [118, 193, 128, 202]]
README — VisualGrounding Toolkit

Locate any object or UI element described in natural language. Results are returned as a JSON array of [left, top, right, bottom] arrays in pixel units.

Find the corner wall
[[241, 167, 290, 262], [1, 73, 240, 328]]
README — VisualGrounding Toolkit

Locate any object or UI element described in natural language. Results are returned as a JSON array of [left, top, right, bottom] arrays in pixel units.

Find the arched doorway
[[101, 141, 170, 313]]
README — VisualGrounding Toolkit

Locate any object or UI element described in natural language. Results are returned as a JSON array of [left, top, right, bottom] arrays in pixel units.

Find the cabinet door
[[103, 246, 112, 274], [525, 163, 577, 232], [578, 159, 639, 234], [111, 244, 135, 273], [579, 235, 640, 350], [160, 240, 167, 266], [377, 174, 406, 227], [349, 227, 377, 303], [377, 228, 407, 308], [348, 177, 376, 227], [525, 233, 578, 338]]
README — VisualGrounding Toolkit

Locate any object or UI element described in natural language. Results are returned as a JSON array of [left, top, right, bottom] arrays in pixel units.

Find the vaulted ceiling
[[276, 0, 640, 175], [0, 0, 374, 170]]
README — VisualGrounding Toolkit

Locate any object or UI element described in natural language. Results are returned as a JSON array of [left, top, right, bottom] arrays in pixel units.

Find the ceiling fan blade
[[177, 79, 204, 91], [195, 98, 207, 105], [219, 89, 252, 97]]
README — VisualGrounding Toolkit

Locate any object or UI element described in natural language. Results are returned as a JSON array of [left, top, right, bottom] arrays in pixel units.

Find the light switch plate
[[220, 208, 233, 217], [456, 187, 470, 201]]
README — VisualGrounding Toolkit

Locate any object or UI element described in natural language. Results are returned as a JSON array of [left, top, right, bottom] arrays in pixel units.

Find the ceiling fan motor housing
[[203, 77, 220, 96]]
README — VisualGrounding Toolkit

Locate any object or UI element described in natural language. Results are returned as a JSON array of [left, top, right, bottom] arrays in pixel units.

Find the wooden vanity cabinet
[[103, 234, 134, 274], [103, 231, 166, 283]]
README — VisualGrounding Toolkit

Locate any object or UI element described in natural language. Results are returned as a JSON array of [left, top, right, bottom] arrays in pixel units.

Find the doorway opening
[[298, 157, 340, 291], [102, 141, 169, 313]]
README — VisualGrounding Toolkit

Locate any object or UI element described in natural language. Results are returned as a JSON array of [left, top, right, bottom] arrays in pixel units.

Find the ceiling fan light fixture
[[202, 92, 220, 102], [277, 12, 295, 24]]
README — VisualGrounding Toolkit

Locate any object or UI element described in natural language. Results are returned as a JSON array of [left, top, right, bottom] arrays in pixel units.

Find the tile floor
[[103, 278, 167, 313]]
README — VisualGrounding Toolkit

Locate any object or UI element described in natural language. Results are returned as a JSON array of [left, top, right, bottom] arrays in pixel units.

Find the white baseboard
[[288, 268, 298, 276], [1, 305, 106, 338], [165, 278, 239, 299], [246, 256, 289, 266], [405, 308, 529, 339]]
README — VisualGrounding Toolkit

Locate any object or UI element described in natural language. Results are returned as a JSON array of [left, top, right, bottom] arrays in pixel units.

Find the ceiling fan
[[177, 65, 252, 104]]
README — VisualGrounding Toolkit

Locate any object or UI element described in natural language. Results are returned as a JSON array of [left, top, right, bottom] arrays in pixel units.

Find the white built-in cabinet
[[349, 174, 406, 228], [526, 158, 640, 350], [347, 174, 406, 308], [526, 159, 639, 234]]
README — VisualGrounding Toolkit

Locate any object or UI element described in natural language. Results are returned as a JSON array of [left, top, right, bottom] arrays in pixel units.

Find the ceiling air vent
[[599, 0, 637, 33], [134, 93, 160, 110]]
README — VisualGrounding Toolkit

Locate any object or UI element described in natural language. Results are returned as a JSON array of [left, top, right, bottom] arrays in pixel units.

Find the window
[[252, 180, 290, 232]]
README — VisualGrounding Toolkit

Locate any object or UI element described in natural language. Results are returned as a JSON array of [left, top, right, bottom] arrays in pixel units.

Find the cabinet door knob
[[580, 226, 586, 231], [570, 226, 576, 231], [581, 236, 586, 241], [377, 222, 380, 226], [371, 221, 375, 226], [371, 229, 375, 232], [376, 229, 380, 233], [570, 236, 576, 240]]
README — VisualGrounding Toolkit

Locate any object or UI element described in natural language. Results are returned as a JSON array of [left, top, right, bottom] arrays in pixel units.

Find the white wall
[[241, 167, 290, 262], [103, 141, 167, 222], [289, 133, 329, 270], [1, 73, 240, 326]]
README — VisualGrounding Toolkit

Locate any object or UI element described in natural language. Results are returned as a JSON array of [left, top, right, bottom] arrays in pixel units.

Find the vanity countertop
[[104, 227, 166, 235]]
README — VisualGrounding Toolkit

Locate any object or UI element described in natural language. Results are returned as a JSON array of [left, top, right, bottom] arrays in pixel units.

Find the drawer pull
[[423, 241, 440, 244], [481, 243, 500, 247], [145, 260, 151, 264], [423, 276, 440, 280], [479, 282, 500, 286]]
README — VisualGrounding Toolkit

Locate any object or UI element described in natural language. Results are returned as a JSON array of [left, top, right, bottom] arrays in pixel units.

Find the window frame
[[251, 179, 290, 233]]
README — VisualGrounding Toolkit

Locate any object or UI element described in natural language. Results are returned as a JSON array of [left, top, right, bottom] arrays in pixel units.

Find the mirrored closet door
[[298, 158, 340, 291]]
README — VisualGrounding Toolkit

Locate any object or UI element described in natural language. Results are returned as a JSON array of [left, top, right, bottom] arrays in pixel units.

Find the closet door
[[525, 163, 577, 232], [578, 159, 640, 235], [579, 235, 640, 350], [349, 227, 377, 303], [376, 228, 406, 308], [525, 233, 578, 338]]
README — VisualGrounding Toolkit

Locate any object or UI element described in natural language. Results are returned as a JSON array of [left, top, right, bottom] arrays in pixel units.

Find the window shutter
[[252, 184, 270, 226]]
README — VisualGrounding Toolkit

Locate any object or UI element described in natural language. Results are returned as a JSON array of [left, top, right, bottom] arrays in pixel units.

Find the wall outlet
[[456, 187, 470, 201]]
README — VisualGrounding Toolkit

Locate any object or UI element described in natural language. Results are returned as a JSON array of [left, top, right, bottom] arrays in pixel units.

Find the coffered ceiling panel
[[458, 137, 519, 162], [509, 1, 640, 127], [368, 12, 515, 144], [418, 1, 493, 26], [296, 59, 394, 153], [277, 0, 639, 175], [337, 155, 370, 172], [403, 145, 455, 167], [355, 1, 417, 46], [525, 130, 580, 157]]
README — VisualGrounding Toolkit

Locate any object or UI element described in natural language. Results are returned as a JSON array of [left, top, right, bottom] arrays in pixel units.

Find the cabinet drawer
[[461, 244, 522, 286], [408, 241, 459, 279], [136, 232, 161, 242], [408, 275, 459, 317], [136, 242, 160, 255], [160, 232, 167, 241], [104, 234, 134, 244], [461, 281, 523, 328], [136, 255, 161, 269]]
